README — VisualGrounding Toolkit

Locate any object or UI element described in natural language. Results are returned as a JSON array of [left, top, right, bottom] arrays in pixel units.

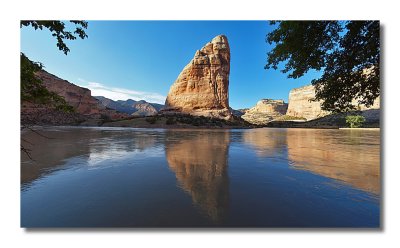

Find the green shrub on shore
[[345, 115, 365, 128]]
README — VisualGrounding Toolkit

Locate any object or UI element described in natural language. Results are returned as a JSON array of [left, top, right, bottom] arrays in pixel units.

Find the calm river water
[[21, 127, 380, 227]]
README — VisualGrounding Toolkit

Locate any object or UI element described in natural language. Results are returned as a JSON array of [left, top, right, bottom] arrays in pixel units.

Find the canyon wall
[[286, 85, 380, 120], [21, 70, 128, 125], [36, 70, 101, 115]]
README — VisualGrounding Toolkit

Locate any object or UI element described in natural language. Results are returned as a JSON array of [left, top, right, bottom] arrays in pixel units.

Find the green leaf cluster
[[266, 21, 380, 112], [345, 115, 366, 128], [21, 20, 88, 55], [20, 53, 73, 112]]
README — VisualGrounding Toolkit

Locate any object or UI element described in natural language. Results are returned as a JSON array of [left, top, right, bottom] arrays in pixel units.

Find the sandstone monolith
[[165, 35, 232, 119]]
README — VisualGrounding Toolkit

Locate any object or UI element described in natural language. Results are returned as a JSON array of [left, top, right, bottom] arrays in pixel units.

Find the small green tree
[[346, 115, 365, 128]]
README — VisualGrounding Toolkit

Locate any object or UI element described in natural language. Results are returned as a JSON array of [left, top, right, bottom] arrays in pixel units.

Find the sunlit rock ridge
[[241, 99, 288, 125], [287, 85, 380, 120]]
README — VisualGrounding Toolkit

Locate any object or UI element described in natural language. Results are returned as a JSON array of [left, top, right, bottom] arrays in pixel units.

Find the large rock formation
[[241, 99, 288, 125], [165, 35, 232, 119], [286, 85, 380, 120]]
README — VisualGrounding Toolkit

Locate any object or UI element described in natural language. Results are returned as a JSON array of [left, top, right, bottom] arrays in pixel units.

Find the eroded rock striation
[[164, 35, 232, 119], [21, 70, 128, 125], [286, 85, 380, 120], [241, 99, 288, 125], [36, 70, 101, 115], [286, 85, 329, 121]]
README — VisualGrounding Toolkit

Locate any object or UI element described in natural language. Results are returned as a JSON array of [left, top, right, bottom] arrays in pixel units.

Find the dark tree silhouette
[[21, 20, 88, 55], [21, 20, 88, 105], [265, 21, 380, 112], [21, 20, 88, 157]]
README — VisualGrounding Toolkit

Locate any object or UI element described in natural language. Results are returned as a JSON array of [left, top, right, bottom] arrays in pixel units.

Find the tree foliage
[[20, 53, 73, 112], [265, 21, 380, 112], [346, 115, 366, 128], [20, 20, 88, 109], [21, 20, 88, 55]]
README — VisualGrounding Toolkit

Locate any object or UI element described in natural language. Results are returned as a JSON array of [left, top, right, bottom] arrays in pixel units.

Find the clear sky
[[20, 21, 321, 109]]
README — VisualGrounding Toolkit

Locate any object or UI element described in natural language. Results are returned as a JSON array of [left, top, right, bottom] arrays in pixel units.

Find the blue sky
[[21, 21, 320, 109]]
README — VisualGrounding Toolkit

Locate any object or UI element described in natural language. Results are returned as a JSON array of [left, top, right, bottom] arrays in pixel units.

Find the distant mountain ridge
[[95, 96, 164, 116]]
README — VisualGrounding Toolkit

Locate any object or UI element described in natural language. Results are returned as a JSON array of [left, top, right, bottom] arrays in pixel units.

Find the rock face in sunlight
[[164, 35, 232, 120], [36, 70, 101, 115], [286, 85, 380, 121], [241, 99, 288, 125], [21, 70, 128, 125], [286, 85, 329, 121]]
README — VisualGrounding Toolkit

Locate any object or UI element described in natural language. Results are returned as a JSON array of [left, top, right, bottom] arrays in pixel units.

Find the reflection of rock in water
[[242, 128, 287, 158], [165, 130, 230, 223], [286, 129, 380, 194], [241, 128, 380, 194], [21, 127, 157, 185]]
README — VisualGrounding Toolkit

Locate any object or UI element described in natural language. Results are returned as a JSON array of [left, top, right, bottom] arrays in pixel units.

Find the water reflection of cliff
[[165, 130, 230, 223], [21, 127, 157, 186], [243, 128, 380, 194], [286, 129, 380, 194], [242, 128, 287, 158]]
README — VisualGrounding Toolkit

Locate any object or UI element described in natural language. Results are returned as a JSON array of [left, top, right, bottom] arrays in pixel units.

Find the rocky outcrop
[[241, 99, 288, 125], [21, 70, 129, 125], [131, 102, 158, 116], [35, 70, 101, 116], [95, 96, 164, 116], [165, 35, 232, 120], [286, 85, 329, 121], [286, 85, 380, 120]]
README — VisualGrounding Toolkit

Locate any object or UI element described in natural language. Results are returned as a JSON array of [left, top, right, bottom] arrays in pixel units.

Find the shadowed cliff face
[[165, 130, 230, 223]]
